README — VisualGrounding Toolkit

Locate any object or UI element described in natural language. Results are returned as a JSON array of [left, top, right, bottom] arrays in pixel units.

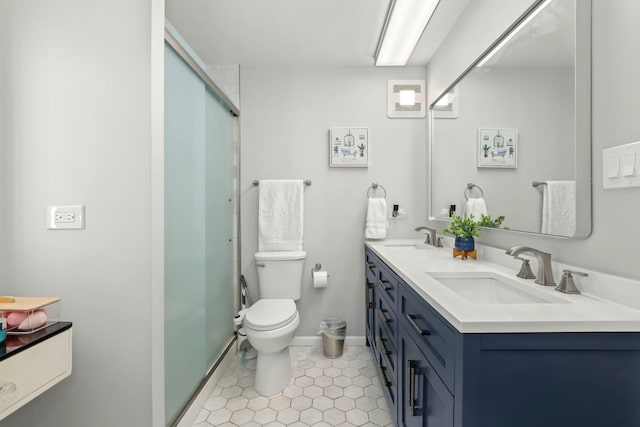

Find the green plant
[[441, 214, 481, 239], [477, 214, 506, 228]]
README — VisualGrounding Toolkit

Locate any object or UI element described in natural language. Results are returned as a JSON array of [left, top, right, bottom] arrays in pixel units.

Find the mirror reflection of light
[[476, 0, 554, 68], [435, 94, 450, 106], [399, 90, 416, 106]]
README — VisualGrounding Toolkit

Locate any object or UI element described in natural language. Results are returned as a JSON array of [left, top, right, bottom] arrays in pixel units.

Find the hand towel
[[463, 197, 488, 221], [541, 180, 576, 236], [365, 198, 388, 240], [258, 179, 304, 251]]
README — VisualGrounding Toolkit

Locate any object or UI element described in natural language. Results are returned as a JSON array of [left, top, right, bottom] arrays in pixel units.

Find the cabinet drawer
[[376, 289, 397, 347], [376, 316, 397, 376], [377, 261, 399, 307], [0, 329, 72, 420], [365, 249, 378, 283], [400, 285, 456, 392], [377, 349, 397, 425]]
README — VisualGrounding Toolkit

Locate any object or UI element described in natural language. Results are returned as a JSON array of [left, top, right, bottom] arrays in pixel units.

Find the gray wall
[[426, 0, 640, 280], [0, 1, 163, 426], [240, 66, 428, 336], [432, 68, 574, 232]]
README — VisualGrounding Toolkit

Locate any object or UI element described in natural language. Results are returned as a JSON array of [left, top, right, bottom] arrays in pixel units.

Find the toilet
[[244, 250, 306, 395]]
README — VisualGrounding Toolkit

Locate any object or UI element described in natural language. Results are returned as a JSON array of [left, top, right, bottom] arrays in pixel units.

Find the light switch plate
[[603, 142, 640, 189], [47, 205, 85, 229]]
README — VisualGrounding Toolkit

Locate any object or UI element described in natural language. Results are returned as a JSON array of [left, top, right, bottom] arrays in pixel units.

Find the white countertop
[[366, 239, 640, 333]]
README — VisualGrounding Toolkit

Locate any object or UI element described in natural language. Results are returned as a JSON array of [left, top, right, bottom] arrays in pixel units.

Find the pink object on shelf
[[17, 310, 48, 330]]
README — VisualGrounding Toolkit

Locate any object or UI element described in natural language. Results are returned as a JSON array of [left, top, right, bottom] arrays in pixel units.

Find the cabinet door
[[401, 333, 454, 427]]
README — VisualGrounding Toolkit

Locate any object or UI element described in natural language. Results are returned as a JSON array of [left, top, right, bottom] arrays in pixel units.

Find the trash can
[[319, 318, 346, 358]]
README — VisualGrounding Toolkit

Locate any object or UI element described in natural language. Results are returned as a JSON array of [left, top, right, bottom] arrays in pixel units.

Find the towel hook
[[464, 183, 484, 200], [367, 182, 387, 199]]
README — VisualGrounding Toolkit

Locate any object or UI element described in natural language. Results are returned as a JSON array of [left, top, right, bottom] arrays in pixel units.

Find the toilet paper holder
[[311, 263, 329, 278]]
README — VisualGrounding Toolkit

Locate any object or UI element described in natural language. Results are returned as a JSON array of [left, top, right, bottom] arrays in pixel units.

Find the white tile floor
[[192, 345, 393, 427]]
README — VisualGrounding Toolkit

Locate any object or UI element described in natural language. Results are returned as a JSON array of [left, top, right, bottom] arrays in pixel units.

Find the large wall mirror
[[429, 0, 591, 238]]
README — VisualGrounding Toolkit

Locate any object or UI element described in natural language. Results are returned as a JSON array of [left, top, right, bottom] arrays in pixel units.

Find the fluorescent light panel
[[375, 0, 440, 66], [476, 0, 553, 68]]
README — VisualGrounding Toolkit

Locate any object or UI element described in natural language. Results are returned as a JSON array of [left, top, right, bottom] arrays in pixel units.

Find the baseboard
[[176, 345, 237, 427], [290, 336, 366, 347]]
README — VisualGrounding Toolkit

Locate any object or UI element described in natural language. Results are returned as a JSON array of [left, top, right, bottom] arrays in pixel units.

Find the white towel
[[365, 198, 388, 240], [463, 198, 488, 221], [541, 180, 576, 236], [258, 179, 304, 251]]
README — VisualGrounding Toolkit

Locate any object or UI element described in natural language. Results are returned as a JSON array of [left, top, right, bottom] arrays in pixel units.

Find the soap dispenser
[[555, 270, 588, 294]]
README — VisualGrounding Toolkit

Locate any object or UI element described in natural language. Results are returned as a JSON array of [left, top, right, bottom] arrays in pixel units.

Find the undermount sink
[[383, 242, 434, 249], [426, 272, 566, 304]]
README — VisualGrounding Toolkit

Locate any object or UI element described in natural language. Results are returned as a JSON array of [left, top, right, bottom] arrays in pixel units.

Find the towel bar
[[532, 181, 547, 188], [464, 183, 484, 200], [367, 183, 387, 198], [252, 180, 312, 187]]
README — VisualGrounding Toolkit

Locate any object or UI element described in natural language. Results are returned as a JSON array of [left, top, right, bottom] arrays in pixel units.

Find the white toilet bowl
[[244, 299, 300, 395]]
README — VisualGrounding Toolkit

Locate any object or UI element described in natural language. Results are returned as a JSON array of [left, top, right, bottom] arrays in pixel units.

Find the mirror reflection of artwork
[[477, 128, 518, 168], [329, 127, 368, 167]]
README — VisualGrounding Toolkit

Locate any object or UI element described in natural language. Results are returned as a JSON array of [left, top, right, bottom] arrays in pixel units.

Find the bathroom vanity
[[0, 322, 72, 421], [365, 242, 640, 427]]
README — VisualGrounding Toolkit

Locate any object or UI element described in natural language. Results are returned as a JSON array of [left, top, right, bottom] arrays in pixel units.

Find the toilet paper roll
[[313, 271, 329, 288]]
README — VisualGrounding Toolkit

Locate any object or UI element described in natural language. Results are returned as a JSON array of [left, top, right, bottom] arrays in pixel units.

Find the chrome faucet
[[415, 226, 443, 247], [505, 246, 556, 286]]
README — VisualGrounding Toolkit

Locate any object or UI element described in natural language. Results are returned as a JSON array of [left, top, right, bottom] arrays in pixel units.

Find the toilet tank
[[254, 251, 306, 300]]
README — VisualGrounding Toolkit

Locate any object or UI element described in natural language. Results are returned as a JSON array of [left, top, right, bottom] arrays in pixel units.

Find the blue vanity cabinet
[[364, 247, 640, 427]]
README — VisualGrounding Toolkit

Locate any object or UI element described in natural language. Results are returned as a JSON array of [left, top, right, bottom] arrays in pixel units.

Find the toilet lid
[[245, 299, 297, 331]]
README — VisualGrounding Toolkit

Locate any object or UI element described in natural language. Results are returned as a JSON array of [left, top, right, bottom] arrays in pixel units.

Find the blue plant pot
[[454, 237, 475, 252]]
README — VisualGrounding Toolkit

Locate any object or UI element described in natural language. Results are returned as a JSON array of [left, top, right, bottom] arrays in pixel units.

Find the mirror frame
[[428, 0, 592, 239]]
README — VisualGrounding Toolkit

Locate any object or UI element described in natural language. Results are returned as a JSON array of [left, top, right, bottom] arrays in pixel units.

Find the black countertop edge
[[0, 321, 72, 362]]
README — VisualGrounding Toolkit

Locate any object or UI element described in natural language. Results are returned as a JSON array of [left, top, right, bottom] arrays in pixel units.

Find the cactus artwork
[[482, 144, 491, 158], [357, 143, 366, 157]]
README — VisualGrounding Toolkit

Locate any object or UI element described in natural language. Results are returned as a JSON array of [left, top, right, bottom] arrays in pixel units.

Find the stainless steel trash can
[[320, 318, 346, 358]]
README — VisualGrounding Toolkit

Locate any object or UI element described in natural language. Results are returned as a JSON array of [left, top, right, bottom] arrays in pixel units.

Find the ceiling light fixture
[[476, 0, 553, 68], [374, 0, 440, 66]]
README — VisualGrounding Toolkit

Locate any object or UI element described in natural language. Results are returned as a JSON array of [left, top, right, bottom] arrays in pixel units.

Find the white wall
[[240, 66, 427, 336], [0, 1, 163, 426], [426, 0, 640, 280]]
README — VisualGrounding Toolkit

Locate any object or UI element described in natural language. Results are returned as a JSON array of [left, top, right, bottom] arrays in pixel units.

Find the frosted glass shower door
[[204, 88, 235, 369], [164, 43, 236, 425]]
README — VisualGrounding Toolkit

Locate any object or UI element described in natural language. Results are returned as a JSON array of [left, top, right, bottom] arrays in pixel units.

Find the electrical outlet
[[47, 205, 85, 230]]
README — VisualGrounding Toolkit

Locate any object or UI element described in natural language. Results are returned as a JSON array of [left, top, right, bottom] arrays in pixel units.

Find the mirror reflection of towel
[[542, 181, 575, 236], [463, 198, 488, 220]]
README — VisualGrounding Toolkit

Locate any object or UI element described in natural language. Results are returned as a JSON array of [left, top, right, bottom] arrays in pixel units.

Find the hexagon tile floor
[[191, 345, 393, 427]]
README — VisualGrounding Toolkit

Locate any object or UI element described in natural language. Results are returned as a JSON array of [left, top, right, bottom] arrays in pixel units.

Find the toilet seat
[[245, 299, 297, 331]]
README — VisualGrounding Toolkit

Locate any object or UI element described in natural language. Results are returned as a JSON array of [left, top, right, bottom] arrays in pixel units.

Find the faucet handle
[[556, 270, 588, 294], [563, 269, 589, 278], [514, 256, 536, 279]]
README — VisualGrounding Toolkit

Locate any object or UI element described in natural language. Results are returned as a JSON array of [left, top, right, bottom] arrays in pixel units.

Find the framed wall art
[[329, 127, 368, 167], [477, 128, 518, 168]]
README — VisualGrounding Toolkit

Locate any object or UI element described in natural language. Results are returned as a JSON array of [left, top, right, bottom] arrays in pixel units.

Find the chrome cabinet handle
[[408, 360, 416, 409], [377, 309, 391, 324], [408, 361, 422, 416], [379, 280, 393, 291], [377, 337, 392, 356], [377, 365, 392, 387], [406, 314, 430, 336], [366, 282, 374, 309]]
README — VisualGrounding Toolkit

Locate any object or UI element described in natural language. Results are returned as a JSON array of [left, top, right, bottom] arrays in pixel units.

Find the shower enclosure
[[164, 38, 238, 425]]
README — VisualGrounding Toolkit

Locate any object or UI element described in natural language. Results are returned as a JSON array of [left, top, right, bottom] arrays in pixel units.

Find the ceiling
[[165, 0, 470, 68]]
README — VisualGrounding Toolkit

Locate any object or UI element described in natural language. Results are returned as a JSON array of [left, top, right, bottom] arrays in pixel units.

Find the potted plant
[[441, 214, 481, 251], [482, 144, 491, 158]]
